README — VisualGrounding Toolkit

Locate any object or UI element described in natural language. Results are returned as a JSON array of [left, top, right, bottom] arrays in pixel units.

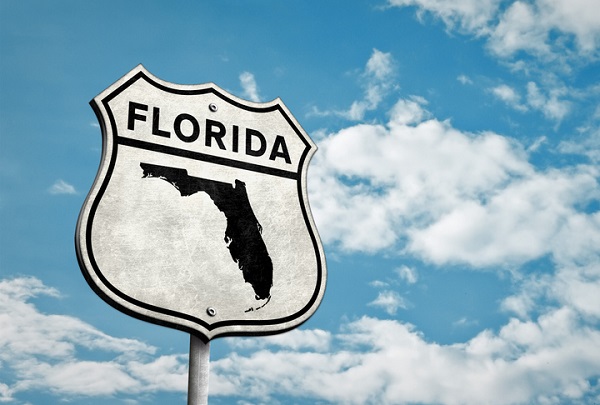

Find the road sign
[[76, 65, 326, 341]]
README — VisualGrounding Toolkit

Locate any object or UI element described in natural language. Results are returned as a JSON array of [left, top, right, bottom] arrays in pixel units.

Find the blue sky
[[1, 0, 600, 404]]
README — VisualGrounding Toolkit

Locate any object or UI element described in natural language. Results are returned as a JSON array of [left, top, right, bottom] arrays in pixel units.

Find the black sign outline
[[76, 66, 325, 342]]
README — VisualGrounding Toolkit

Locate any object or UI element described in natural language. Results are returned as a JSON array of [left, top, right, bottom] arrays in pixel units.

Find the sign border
[[76, 65, 326, 341]]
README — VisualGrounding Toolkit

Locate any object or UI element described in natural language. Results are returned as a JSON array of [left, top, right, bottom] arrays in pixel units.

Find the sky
[[1, 0, 600, 404]]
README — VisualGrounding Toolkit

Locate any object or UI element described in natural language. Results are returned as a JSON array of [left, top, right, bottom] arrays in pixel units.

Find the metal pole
[[188, 334, 210, 405]]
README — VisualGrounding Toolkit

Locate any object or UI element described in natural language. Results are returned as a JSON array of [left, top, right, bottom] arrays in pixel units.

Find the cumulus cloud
[[211, 312, 600, 404], [4, 274, 600, 404], [388, 0, 600, 60], [226, 329, 332, 352], [0, 277, 188, 401], [409, 167, 599, 266], [302, 49, 600, 405], [385, 1, 600, 128], [491, 0, 600, 57], [489, 1, 550, 57], [309, 92, 599, 268]]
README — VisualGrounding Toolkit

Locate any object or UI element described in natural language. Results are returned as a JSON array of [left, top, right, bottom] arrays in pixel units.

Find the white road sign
[[76, 65, 326, 341]]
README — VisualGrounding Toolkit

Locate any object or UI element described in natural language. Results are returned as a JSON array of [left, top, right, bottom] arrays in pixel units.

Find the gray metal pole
[[188, 335, 210, 405]]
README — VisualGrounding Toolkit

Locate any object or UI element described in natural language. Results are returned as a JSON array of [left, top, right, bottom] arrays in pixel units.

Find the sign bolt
[[209, 103, 218, 112], [206, 307, 217, 317]]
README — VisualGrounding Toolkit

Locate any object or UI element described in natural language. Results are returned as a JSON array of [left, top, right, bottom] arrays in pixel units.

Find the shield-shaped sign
[[76, 65, 326, 341]]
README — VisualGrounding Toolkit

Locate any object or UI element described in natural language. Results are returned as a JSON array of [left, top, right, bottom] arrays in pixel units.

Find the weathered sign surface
[[76, 65, 326, 341]]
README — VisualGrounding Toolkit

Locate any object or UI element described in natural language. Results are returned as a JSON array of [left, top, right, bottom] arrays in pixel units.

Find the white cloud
[[387, 0, 500, 34], [489, 82, 571, 121], [307, 58, 600, 402], [388, 96, 429, 125], [0, 277, 188, 401], [361, 49, 397, 115], [211, 312, 600, 404], [553, 264, 600, 319], [310, 91, 599, 268], [383, 2, 599, 128], [366, 48, 395, 80], [48, 179, 76, 195], [526, 81, 570, 121], [559, 127, 600, 162], [368, 290, 407, 315], [490, 83, 526, 110], [18, 360, 141, 396], [489, 1, 550, 57], [226, 328, 332, 352], [408, 167, 599, 266], [395, 265, 418, 284], [0, 383, 13, 402], [4, 276, 600, 404], [388, 0, 600, 60], [127, 354, 189, 392], [527, 135, 547, 152], [532, 0, 600, 54], [239, 71, 261, 102], [312, 96, 526, 257], [315, 49, 397, 121]]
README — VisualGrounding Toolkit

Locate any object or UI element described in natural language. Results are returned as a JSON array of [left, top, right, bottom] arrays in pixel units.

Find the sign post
[[76, 65, 326, 401], [188, 336, 210, 405]]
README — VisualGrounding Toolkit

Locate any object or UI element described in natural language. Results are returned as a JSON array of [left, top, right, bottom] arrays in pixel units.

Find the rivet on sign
[[206, 307, 217, 317], [209, 103, 218, 112]]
